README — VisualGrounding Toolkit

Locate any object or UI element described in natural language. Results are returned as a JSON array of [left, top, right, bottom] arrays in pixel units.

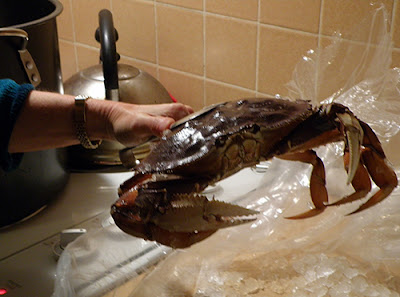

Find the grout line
[[317, 0, 324, 48], [316, 0, 325, 101], [158, 64, 257, 94], [259, 22, 319, 38], [255, 0, 261, 93], [119, 53, 159, 67], [72, 42, 99, 50], [156, 1, 203, 14], [154, 1, 160, 80], [390, 0, 398, 44], [205, 77, 257, 94], [68, 0, 79, 72], [256, 91, 276, 98], [203, 0, 206, 106]]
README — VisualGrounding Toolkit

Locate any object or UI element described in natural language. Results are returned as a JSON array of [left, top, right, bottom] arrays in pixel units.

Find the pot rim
[[5, 0, 63, 29]]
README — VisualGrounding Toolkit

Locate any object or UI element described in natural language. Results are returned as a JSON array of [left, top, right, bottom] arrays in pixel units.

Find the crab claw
[[337, 113, 363, 185], [111, 190, 258, 249], [153, 194, 258, 233]]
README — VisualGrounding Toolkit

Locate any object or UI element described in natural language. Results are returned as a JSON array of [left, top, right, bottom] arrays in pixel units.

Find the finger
[[151, 116, 175, 136], [131, 114, 174, 141], [136, 103, 194, 120], [113, 113, 170, 147]]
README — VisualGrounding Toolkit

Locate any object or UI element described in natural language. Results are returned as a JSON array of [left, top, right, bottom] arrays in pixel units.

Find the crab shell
[[112, 98, 398, 248]]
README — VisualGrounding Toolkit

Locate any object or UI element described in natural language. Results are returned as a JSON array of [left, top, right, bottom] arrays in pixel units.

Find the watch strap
[[74, 95, 102, 149]]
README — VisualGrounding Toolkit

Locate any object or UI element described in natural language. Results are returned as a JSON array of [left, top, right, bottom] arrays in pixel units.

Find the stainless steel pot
[[0, 0, 67, 228], [64, 9, 173, 171]]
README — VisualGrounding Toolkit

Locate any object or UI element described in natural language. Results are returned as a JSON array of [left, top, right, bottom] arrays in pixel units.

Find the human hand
[[105, 101, 194, 147]]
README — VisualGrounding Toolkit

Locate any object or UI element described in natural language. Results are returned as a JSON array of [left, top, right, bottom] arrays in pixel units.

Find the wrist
[[84, 97, 115, 141]]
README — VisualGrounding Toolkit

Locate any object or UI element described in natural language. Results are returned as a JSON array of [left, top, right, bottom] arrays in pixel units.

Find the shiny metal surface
[[64, 10, 173, 170], [64, 64, 172, 104]]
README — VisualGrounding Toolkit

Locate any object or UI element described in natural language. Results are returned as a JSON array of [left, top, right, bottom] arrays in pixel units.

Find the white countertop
[[0, 171, 132, 260]]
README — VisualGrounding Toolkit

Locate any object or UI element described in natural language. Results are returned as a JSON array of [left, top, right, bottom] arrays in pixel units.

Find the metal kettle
[[64, 9, 173, 171]]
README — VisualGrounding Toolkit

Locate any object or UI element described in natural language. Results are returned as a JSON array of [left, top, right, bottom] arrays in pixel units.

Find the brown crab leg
[[347, 147, 397, 214], [332, 120, 397, 213], [278, 150, 328, 219], [328, 149, 371, 206]]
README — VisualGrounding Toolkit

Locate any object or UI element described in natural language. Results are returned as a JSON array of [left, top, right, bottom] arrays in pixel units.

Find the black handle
[[97, 9, 119, 100]]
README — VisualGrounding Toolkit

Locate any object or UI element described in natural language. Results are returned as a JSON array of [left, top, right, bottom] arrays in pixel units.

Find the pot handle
[[97, 9, 119, 101], [0, 28, 41, 87]]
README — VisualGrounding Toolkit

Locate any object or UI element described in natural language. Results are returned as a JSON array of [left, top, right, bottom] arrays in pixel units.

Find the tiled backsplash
[[57, 0, 400, 110]]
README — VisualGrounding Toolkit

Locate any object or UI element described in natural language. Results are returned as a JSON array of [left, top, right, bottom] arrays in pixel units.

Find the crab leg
[[348, 147, 397, 214], [328, 149, 371, 206], [278, 150, 328, 219], [331, 119, 397, 213]]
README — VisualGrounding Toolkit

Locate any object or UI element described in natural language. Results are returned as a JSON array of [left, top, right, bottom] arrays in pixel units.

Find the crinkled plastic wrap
[[54, 5, 400, 297], [131, 6, 400, 297], [52, 221, 172, 297]]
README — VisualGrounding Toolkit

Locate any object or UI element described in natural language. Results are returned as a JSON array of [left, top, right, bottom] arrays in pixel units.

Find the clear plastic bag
[[52, 221, 172, 297], [131, 5, 400, 297]]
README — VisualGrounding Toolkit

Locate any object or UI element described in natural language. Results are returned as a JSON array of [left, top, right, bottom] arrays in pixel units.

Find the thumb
[[150, 116, 175, 136]]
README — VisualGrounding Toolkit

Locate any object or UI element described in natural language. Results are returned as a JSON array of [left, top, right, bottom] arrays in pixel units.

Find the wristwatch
[[74, 95, 102, 149]]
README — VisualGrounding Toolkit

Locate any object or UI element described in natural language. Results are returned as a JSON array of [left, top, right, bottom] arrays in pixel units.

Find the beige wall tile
[[321, 0, 393, 43], [76, 45, 101, 70], [59, 40, 77, 81], [393, 3, 400, 48], [392, 49, 400, 68], [57, 0, 74, 41], [159, 68, 204, 110], [206, 0, 258, 21], [113, 0, 156, 63], [205, 80, 256, 105], [206, 15, 257, 89], [258, 26, 318, 97], [72, 0, 111, 47], [157, 0, 203, 10], [259, 0, 321, 33], [157, 6, 204, 75], [119, 56, 158, 78]]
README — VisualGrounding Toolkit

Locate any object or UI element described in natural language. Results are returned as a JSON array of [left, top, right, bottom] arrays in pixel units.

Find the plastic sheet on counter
[[54, 5, 400, 297], [130, 5, 400, 296], [52, 222, 171, 297]]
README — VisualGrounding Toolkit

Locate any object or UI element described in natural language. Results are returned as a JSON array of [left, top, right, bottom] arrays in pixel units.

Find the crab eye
[[216, 135, 228, 147], [252, 124, 260, 133]]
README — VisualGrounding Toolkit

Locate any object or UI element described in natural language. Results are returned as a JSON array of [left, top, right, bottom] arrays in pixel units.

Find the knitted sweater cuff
[[0, 79, 35, 171]]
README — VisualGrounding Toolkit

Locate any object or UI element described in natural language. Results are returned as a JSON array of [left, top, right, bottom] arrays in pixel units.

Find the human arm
[[8, 90, 193, 153]]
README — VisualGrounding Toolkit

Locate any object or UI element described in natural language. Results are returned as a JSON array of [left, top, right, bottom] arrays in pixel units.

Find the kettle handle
[[97, 9, 119, 101]]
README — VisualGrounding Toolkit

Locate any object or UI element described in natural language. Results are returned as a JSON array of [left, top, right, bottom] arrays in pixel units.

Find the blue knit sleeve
[[0, 79, 35, 171]]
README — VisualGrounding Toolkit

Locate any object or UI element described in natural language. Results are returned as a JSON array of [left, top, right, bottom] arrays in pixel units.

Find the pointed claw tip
[[285, 208, 325, 219], [217, 216, 258, 228]]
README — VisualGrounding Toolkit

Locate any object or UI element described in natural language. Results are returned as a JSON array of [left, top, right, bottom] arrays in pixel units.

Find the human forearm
[[8, 90, 193, 153], [9, 91, 91, 152]]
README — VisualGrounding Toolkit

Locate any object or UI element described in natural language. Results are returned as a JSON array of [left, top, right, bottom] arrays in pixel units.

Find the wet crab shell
[[135, 98, 313, 179]]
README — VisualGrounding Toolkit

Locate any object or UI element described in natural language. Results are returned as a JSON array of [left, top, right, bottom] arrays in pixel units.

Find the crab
[[111, 98, 398, 248]]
